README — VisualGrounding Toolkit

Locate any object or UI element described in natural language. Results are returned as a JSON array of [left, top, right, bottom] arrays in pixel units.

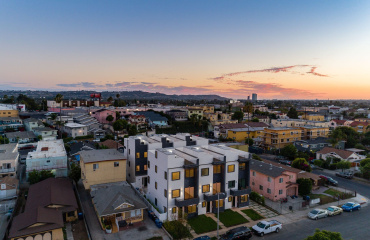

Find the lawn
[[309, 194, 335, 205], [324, 188, 353, 199], [187, 215, 218, 234], [216, 209, 249, 227], [242, 209, 264, 221]]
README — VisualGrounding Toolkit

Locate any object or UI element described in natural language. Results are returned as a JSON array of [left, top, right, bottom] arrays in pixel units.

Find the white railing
[[0, 168, 15, 173]]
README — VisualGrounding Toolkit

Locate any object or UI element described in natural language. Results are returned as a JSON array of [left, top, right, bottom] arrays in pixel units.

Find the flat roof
[[79, 149, 125, 163], [27, 140, 66, 159], [64, 123, 87, 128], [0, 143, 19, 161]]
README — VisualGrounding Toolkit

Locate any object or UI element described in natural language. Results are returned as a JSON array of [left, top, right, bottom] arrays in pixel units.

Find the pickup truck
[[252, 220, 282, 237]]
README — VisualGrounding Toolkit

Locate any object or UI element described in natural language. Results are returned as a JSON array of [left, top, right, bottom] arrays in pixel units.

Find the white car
[[307, 209, 328, 220], [326, 206, 343, 216]]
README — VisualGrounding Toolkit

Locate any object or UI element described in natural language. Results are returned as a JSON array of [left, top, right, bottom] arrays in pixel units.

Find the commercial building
[[252, 93, 257, 101]]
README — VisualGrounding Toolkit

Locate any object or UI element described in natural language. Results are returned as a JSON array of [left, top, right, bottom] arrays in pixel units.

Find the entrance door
[[206, 201, 210, 213], [232, 196, 236, 208], [178, 207, 183, 219], [142, 177, 148, 187]]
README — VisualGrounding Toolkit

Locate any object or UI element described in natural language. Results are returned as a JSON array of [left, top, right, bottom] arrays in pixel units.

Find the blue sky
[[1, 1, 370, 99]]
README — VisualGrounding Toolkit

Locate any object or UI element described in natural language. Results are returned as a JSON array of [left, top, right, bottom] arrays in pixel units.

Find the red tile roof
[[98, 139, 123, 149], [245, 122, 269, 128], [332, 119, 346, 125], [350, 121, 370, 127]]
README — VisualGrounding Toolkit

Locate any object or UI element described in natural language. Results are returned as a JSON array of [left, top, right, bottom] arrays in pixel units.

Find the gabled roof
[[219, 123, 247, 129], [317, 147, 354, 159], [98, 139, 124, 149], [245, 122, 269, 128], [350, 121, 370, 127], [331, 119, 346, 125]]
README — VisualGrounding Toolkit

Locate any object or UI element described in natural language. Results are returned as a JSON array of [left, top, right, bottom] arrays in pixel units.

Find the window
[[172, 171, 180, 181], [136, 152, 140, 158], [213, 165, 221, 174], [202, 201, 206, 207], [279, 189, 283, 195], [239, 163, 246, 170], [148, 161, 150, 168], [144, 152, 148, 158], [172, 189, 180, 198], [164, 189, 167, 198], [163, 207, 167, 213], [164, 171, 167, 180], [228, 180, 235, 188], [259, 185, 263, 190], [252, 182, 255, 185], [136, 165, 140, 172], [188, 205, 196, 213], [155, 198, 157, 206], [213, 182, 221, 194], [172, 207, 177, 213], [252, 171, 256, 176], [93, 164, 99, 170], [184, 187, 194, 199], [128, 161, 130, 167], [228, 196, 232, 202], [215, 199, 224, 207], [267, 188, 271, 194], [114, 162, 119, 167], [155, 165, 157, 173], [201, 168, 209, 176], [144, 164, 147, 170], [202, 184, 210, 193], [268, 177, 271, 182], [185, 168, 194, 178], [227, 164, 235, 173], [240, 194, 248, 203], [155, 151, 158, 158], [155, 182, 157, 189], [148, 176, 150, 183], [279, 178, 283, 183]]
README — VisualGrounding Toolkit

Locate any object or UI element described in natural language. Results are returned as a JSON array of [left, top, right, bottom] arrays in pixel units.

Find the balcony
[[0, 167, 16, 173], [230, 187, 251, 196], [175, 197, 199, 208], [204, 192, 226, 202]]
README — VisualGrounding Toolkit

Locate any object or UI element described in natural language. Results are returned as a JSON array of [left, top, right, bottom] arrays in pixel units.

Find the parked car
[[251, 220, 282, 237], [220, 226, 252, 240], [341, 202, 361, 212], [307, 209, 328, 220], [194, 236, 211, 240], [326, 206, 343, 216], [278, 159, 292, 165], [319, 175, 338, 186], [335, 171, 353, 179]]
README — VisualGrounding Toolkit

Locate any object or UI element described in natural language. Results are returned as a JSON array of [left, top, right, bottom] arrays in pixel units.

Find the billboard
[[90, 93, 101, 98]]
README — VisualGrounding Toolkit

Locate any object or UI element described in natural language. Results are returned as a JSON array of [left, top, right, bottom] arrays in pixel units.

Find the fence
[[264, 197, 309, 214]]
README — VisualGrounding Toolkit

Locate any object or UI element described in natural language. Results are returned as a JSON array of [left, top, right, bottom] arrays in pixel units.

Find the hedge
[[250, 191, 265, 205]]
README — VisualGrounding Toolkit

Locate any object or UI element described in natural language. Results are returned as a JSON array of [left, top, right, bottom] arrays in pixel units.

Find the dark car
[[220, 226, 252, 240], [278, 159, 292, 165], [319, 175, 338, 186]]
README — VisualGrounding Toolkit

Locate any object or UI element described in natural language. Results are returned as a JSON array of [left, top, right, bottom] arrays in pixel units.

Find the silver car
[[308, 209, 328, 220]]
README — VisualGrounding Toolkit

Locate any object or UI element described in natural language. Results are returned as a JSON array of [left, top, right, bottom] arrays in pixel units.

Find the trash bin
[[155, 219, 163, 228]]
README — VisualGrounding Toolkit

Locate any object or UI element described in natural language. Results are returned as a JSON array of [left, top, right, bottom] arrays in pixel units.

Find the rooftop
[[5, 131, 36, 139], [79, 149, 125, 163], [27, 140, 66, 159], [250, 159, 286, 178], [64, 122, 87, 128], [0, 143, 19, 161]]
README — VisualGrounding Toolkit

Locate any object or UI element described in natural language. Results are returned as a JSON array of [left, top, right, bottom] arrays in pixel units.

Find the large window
[[215, 199, 224, 207], [136, 165, 140, 172], [185, 168, 195, 178], [172, 189, 180, 198], [213, 165, 221, 174], [188, 205, 197, 213], [267, 188, 271, 194], [279, 189, 283, 195], [136, 152, 140, 158], [114, 162, 119, 167], [164, 189, 167, 198], [268, 177, 271, 182], [228, 180, 235, 189], [240, 194, 248, 203], [279, 178, 283, 183], [202, 184, 210, 193], [213, 182, 221, 194], [239, 163, 246, 170], [172, 171, 180, 181], [144, 164, 147, 170], [164, 171, 167, 180], [227, 164, 235, 173], [172, 207, 177, 213], [184, 187, 194, 200], [259, 185, 263, 190], [201, 168, 209, 176], [144, 152, 148, 158]]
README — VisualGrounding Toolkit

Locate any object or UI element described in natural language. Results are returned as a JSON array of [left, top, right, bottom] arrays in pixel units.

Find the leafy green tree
[[69, 163, 81, 183], [232, 111, 244, 123], [113, 119, 128, 132], [106, 115, 114, 124], [251, 117, 259, 122], [0, 136, 9, 144], [336, 161, 351, 172], [28, 170, 54, 184], [361, 163, 370, 179], [107, 96, 114, 102], [305, 229, 343, 240], [297, 178, 312, 196], [287, 107, 298, 119], [50, 113, 58, 120], [54, 94, 63, 121], [252, 154, 262, 161], [360, 158, 370, 167], [245, 138, 253, 146], [297, 151, 309, 160], [292, 158, 312, 172], [128, 125, 138, 136], [280, 144, 297, 160]]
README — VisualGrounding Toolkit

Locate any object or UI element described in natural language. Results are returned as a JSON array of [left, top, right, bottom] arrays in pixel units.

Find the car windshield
[[257, 222, 266, 228], [310, 210, 319, 214], [327, 207, 334, 211], [344, 203, 353, 207]]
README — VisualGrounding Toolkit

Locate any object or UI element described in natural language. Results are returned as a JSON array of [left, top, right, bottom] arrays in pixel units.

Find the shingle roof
[[317, 147, 354, 159], [245, 122, 269, 128], [250, 159, 285, 178], [98, 139, 123, 149], [219, 123, 248, 129], [5, 131, 36, 139], [134, 111, 168, 122], [350, 121, 370, 127], [79, 149, 125, 163], [332, 119, 346, 125]]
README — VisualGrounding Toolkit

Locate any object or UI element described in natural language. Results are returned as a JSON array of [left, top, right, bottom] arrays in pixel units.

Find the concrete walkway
[[66, 222, 74, 240]]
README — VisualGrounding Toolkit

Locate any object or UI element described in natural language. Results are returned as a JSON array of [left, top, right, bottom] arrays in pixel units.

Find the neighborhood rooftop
[[79, 149, 125, 163]]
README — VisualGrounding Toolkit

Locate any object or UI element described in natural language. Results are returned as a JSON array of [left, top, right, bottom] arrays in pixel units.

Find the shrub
[[250, 191, 265, 205], [329, 163, 337, 170], [360, 158, 370, 167], [297, 178, 312, 196], [313, 159, 323, 167], [163, 220, 192, 240]]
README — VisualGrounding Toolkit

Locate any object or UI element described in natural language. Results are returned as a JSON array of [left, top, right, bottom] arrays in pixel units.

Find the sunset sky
[[1, 1, 370, 99]]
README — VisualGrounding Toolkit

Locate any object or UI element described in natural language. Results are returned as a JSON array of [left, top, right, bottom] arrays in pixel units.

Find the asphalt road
[[263, 170, 370, 240]]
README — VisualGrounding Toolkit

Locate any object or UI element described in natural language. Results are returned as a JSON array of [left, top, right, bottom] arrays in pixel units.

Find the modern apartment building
[[124, 133, 208, 189], [263, 127, 301, 150], [146, 143, 251, 220]]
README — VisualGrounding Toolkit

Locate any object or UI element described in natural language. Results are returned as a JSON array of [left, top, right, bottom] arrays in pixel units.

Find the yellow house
[[302, 114, 325, 121], [300, 126, 330, 140], [263, 127, 302, 150], [80, 149, 127, 189], [202, 105, 215, 113], [350, 121, 370, 133], [205, 112, 237, 126], [187, 107, 204, 119], [227, 127, 265, 142], [0, 109, 19, 118]]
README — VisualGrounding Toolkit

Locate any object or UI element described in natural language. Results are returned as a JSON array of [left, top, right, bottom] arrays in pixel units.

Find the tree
[[251, 117, 259, 122], [54, 94, 63, 121], [336, 161, 351, 172], [360, 162, 370, 179], [297, 178, 312, 196], [106, 115, 114, 124], [116, 111, 121, 120], [292, 158, 312, 172], [0, 135, 9, 144], [69, 163, 81, 183], [243, 102, 253, 120], [28, 170, 55, 184], [280, 144, 297, 160], [128, 125, 138, 136], [305, 229, 343, 240], [232, 111, 244, 123], [113, 119, 128, 132], [245, 138, 253, 146], [360, 158, 370, 167], [287, 107, 298, 119], [252, 154, 262, 161], [50, 113, 58, 120], [107, 96, 114, 102]]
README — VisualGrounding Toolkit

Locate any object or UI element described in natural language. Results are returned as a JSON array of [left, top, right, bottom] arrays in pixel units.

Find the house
[[8, 178, 78, 240], [226, 127, 266, 142], [249, 160, 298, 201], [69, 141, 96, 157], [0, 117, 23, 134], [80, 149, 126, 189], [0, 106, 19, 118], [146, 144, 251, 220], [214, 123, 250, 139], [186, 107, 204, 119], [128, 115, 147, 131], [134, 111, 168, 128], [204, 112, 237, 126], [63, 123, 88, 138], [90, 182, 147, 233], [254, 115, 270, 124], [329, 119, 348, 130], [316, 147, 366, 166], [301, 113, 325, 121], [26, 140, 68, 178], [350, 121, 370, 133], [32, 127, 58, 141], [0, 176, 19, 200], [294, 137, 345, 153], [300, 125, 330, 140], [124, 133, 209, 190], [262, 127, 301, 150], [73, 114, 101, 131], [98, 139, 124, 152], [5, 131, 37, 144], [166, 110, 188, 121], [0, 143, 19, 178], [23, 118, 44, 132], [91, 109, 116, 124]]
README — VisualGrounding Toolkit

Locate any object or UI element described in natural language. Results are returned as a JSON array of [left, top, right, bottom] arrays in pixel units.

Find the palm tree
[[54, 94, 63, 138], [107, 96, 114, 102]]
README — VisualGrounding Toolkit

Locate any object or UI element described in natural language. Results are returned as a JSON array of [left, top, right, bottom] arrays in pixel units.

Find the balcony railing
[[230, 187, 251, 196], [175, 197, 199, 208], [204, 192, 226, 202], [26, 165, 67, 172], [0, 167, 16, 173]]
